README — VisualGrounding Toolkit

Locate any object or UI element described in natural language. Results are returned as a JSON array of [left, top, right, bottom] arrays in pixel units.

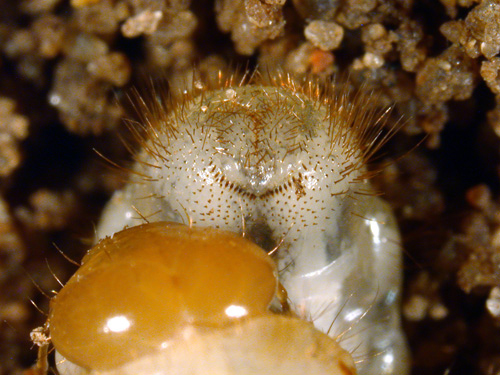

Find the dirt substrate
[[1, 1, 500, 374]]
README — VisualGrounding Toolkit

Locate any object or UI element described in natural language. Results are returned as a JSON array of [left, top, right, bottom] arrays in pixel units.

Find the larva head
[[48, 222, 277, 370]]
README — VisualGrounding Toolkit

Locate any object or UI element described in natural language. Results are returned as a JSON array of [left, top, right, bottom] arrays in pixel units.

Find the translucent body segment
[[96, 79, 409, 374], [49, 222, 277, 371], [303, 193, 409, 374], [56, 315, 357, 375]]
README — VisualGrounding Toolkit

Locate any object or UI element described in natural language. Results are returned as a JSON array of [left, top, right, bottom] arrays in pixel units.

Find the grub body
[[95, 79, 409, 374]]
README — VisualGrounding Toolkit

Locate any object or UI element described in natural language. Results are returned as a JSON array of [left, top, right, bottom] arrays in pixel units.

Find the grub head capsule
[[49, 222, 278, 371]]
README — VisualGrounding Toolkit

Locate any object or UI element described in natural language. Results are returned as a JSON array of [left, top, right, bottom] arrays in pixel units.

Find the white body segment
[[55, 316, 358, 375], [97, 81, 409, 374]]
